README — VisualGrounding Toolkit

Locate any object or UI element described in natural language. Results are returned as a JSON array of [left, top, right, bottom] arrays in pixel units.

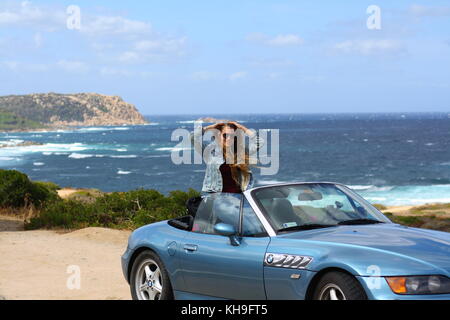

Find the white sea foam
[[349, 185, 374, 191], [349, 185, 393, 192], [77, 127, 106, 132], [0, 143, 88, 165], [68, 153, 94, 159], [0, 139, 24, 146], [118, 170, 131, 175], [33, 162, 45, 166], [156, 147, 192, 152], [145, 155, 170, 158], [112, 127, 130, 131], [359, 184, 450, 206], [110, 155, 138, 159], [177, 120, 200, 124]]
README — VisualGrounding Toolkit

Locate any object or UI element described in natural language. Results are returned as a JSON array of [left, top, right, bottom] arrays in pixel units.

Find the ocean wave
[[350, 185, 394, 192], [359, 184, 450, 206], [77, 126, 130, 132], [68, 153, 94, 159], [76, 127, 108, 132], [177, 120, 200, 124], [145, 155, 170, 158], [33, 162, 45, 166], [112, 127, 130, 131], [349, 185, 374, 191], [156, 147, 192, 152], [110, 155, 138, 159], [117, 170, 131, 175], [0, 143, 88, 161], [0, 139, 25, 146], [47, 127, 133, 134]]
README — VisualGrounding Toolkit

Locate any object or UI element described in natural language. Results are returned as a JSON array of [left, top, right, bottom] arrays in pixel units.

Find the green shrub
[[67, 189, 103, 203], [0, 170, 59, 208], [26, 188, 201, 230]]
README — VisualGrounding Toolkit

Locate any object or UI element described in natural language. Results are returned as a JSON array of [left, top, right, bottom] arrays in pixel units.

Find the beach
[[0, 219, 131, 300]]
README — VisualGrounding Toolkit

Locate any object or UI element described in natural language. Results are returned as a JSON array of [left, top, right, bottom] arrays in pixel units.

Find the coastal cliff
[[0, 93, 148, 131]]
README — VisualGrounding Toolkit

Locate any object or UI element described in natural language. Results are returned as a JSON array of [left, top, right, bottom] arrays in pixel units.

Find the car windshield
[[252, 183, 391, 233]]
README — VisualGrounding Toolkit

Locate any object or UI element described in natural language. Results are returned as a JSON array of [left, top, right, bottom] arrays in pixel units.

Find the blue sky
[[1, 0, 449, 114]]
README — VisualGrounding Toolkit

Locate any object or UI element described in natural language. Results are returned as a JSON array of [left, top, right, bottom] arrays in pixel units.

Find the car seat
[[269, 198, 304, 230]]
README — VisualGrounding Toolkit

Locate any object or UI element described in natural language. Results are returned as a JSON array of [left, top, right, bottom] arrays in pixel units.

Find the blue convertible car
[[121, 182, 450, 300]]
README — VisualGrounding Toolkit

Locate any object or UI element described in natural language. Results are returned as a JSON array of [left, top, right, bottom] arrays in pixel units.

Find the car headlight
[[386, 276, 450, 295]]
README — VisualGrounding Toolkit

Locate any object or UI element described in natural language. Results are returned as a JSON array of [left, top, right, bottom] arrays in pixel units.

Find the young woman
[[191, 121, 264, 194]]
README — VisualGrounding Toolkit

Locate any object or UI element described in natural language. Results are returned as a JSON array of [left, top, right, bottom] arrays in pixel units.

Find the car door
[[180, 193, 270, 299]]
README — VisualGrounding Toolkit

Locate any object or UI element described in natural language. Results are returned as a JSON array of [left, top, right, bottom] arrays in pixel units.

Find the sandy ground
[[57, 188, 79, 199], [382, 205, 450, 218], [382, 206, 416, 215], [0, 218, 131, 300]]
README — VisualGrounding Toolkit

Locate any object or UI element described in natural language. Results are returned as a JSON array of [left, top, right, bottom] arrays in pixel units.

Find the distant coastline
[[0, 93, 148, 132]]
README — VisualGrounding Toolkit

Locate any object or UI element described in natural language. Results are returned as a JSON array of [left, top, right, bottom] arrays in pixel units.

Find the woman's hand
[[203, 122, 225, 132], [228, 121, 253, 135]]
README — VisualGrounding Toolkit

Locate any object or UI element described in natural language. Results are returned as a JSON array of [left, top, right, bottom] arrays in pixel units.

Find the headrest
[[256, 187, 290, 200], [298, 191, 323, 201]]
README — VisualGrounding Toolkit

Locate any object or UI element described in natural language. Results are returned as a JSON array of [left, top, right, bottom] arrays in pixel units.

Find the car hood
[[281, 224, 450, 273]]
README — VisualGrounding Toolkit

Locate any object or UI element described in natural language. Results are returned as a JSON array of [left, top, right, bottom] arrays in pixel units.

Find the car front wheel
[[130, 250, 174, 300], [313, 271, 367, 300]]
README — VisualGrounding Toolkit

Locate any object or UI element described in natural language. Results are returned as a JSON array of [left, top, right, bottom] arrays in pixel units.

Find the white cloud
[[2, 60, 19, 71], [191, 71, 218, 81], [134, 37, 187, 54], [247, 33, 304, 47], [267, 34, 304, 46], [267, 72, 282, 79], [117, 51, 141, 63], [99, 67, 132, 77], [333, 39, 405, 56], [248, 58, 296, 68], [57, 60, 89, 73], [229, 71, 248, 81], [0, 1, 65, 31], [33, 32, 43, 48], [409, 4, 450, 17], [115, 36, 187, 64], [81, 15, 152, 36], [0, 2, 188, 65], [2, 60, 48, 72]]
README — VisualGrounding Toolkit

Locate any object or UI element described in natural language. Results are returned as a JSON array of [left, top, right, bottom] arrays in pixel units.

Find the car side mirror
[[214, 223, 241, 246]]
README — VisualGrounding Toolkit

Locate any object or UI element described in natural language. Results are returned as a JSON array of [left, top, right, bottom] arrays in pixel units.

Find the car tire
[[313, 271, 367, 300], [130, 250, 174, 300]]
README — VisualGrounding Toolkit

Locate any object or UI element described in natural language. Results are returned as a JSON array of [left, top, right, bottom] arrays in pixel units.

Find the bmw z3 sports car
[[121, 182, 450, 300]]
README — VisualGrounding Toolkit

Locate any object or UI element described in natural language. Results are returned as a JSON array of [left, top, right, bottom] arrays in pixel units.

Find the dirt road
[[0, 220, 131, 300]]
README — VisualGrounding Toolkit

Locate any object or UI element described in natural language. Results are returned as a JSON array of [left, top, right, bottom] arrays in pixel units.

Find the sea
[[1, 113, 450, 206]]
